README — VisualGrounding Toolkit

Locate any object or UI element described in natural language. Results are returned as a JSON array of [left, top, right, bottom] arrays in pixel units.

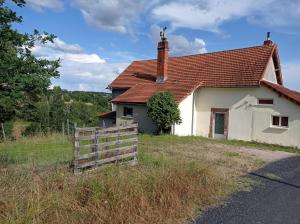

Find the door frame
[[209, 108, 229, 139]]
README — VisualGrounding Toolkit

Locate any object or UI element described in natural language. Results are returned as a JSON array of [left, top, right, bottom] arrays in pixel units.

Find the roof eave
[[260, 81, 300, 106]]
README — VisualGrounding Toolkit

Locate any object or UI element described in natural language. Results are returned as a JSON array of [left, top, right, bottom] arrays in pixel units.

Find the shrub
[[147, 91, 181, 134]]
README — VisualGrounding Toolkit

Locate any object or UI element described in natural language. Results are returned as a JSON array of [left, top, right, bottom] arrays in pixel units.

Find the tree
[[147, 91, 182, 134], [0, 0, 60, 123], [34, 96, 50, 132], [49, 87, 65, 131]]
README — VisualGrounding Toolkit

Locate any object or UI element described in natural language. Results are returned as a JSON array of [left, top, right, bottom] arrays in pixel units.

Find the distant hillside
[[49, 89, 112, 109]]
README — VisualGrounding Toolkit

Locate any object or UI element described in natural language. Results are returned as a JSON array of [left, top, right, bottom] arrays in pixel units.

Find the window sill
[[256, 104, 273, 107], [269, 126, 289, 130]]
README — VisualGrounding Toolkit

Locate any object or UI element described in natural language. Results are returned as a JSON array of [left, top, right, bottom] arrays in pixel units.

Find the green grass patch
[[139, 134, 300, 154], [0, 133, 267, 224], [0, 134, 73, 166]]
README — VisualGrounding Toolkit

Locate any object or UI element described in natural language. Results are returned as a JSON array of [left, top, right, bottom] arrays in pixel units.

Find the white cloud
[[32, 38, 129, 91], [26, 0, 64, 11], [247, 1, 300, 27], [63, 53, 105, 63], [150, 24, 207, 56], [66, 0, 300, 35], [72, 0, 148, 33], [151, 0, 300, 32], [282, 61, 300, 91], [45, 38, 83, 53]]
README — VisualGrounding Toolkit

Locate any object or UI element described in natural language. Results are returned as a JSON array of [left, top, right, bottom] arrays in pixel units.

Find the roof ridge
[[131, 44, 273, 63]]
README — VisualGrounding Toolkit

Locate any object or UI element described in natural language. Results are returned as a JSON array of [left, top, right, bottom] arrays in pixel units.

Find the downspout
[[191, 91, 195, 136]]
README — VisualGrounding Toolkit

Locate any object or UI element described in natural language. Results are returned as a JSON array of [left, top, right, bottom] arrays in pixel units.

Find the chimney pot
[[264, 32, 273, 46]]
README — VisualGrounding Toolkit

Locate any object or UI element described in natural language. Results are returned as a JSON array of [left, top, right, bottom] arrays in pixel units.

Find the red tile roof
[[261, 80, 300, 105], [97, 111, 116, 118], [111, 82, 202, 103], [110, 44, 282, 103]]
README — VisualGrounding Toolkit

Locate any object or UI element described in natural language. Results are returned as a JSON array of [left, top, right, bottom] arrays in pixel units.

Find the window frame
[[271, 115, 289, 128]]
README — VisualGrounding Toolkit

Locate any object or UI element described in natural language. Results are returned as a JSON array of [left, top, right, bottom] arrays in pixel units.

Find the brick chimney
[[263, 32, 273, 46], [156, 27, 169, 83]]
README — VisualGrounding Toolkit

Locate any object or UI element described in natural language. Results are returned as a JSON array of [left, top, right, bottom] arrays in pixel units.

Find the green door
[[214, 113, 225, 135]]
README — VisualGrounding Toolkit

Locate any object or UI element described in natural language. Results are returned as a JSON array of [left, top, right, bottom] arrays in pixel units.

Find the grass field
[[0, 134, 286, 224]]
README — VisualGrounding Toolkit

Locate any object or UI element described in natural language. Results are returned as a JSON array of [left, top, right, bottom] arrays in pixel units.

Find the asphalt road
[[196, 155, 300, 224]]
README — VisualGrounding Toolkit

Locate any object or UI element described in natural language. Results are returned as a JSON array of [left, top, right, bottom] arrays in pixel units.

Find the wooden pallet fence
[[73, 123, 138, 173]]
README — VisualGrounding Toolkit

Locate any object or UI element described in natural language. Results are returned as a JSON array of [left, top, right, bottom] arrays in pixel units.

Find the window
[[258, 99, 273, 105], [272, 116, 279, 126], [272, 115, 289, 128], [123, 107, 133, 117], [281, 117, 289, 127]]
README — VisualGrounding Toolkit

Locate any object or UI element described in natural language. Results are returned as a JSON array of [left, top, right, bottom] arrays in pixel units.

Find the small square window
[[258, 99, 273, 105], [272, 116, 280, 126], [281, 117, 289, 127], [123, 107, 133, 117]]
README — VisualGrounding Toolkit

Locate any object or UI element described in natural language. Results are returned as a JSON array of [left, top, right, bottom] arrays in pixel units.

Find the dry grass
[[0, 134, 262, 224]]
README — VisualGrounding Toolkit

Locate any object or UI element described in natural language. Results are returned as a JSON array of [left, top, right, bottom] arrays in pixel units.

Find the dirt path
[[209, 143, 297, 163], [233, 147, 297, 162]]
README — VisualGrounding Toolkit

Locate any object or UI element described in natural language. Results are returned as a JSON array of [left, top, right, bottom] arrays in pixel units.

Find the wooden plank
[[97, 152, 137, 165], [92, 130, 98, 169], [78, 152, 137, 169], [75, 123, 138, 133], [73, 129, 80, 174], [100, 137, 138, 147], [79, 137, 138, 149], [78, 152, 98, 160], [76, 130, 138, 141], [75, 135, 95, 141], [77, 160, 96, 169], [98, 123, 138, 133], [98, 130, 137, 139], [76, 130, 137, 141], [78, 144, 137, 160], [100, 145, 137, 156], [75, 127, 98, 132]]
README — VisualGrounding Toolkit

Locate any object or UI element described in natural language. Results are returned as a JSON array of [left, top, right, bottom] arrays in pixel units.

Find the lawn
[[0, 134, 269, 224]]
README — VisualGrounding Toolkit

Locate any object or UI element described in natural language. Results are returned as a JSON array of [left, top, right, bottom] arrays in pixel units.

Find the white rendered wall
[[173, 93, 195, 136], [263, 58, 278, 83], [194, 87, 300, 148]]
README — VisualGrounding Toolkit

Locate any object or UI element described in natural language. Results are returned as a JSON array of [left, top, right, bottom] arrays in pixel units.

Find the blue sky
[[10, 0, 300, 92]]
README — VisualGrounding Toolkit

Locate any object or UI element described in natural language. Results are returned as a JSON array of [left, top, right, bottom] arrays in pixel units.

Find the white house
[[100, 34, 300, 148]]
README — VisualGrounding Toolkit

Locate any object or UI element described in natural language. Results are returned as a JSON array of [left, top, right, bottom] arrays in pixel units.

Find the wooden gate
[[73, 123, 138, 173]]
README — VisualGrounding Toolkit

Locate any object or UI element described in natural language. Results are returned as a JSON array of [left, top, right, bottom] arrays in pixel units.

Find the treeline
[[1, 87, 111, 139]]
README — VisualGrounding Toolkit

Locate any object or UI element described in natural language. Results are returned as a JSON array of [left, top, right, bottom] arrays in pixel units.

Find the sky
[[9, 0, 300, 92]]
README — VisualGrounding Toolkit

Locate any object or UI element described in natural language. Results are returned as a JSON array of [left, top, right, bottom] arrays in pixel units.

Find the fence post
[[74, 128, 80, 174], [74, 122, 77, 134], [133, 124, 138, 165], [92, 129, 98, 169], [67, 119, 70, 136], [62, 122, 65, 137], [1, 123, 6, 142]]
